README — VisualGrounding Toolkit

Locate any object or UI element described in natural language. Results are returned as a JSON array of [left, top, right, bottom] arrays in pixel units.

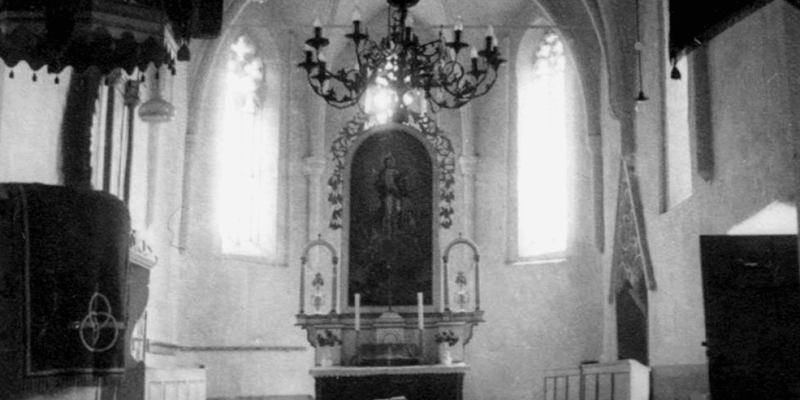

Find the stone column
[[458, 155, 478, 238], [587, 134, 605, 252], [303, 155, 327, 240]]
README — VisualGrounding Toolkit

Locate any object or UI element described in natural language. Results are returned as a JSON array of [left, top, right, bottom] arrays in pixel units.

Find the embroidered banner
[[0, 184, 130, 394]]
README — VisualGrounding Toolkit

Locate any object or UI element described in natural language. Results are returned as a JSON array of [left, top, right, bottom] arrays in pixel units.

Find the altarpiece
[[296, 113, 483, 399]]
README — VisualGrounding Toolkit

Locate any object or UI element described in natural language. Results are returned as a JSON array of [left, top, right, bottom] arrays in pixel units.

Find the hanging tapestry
[[609, 159, 656, 306], [327, 112, 455, 230], [609, 160, 655, 365], [0, 184, 130, 395]]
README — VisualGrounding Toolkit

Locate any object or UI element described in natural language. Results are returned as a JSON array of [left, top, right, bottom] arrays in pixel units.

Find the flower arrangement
[[316, 330, 342, 347], [434, 330, 459, 347]]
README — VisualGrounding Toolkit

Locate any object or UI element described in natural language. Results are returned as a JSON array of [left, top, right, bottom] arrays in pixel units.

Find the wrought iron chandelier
[[298, 0, 505, 118]]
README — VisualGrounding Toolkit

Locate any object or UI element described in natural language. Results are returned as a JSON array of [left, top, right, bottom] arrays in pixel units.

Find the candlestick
[[417, 292, 424, 330], [352, 7, 361, 34], [313, 17, 322, 39], [355, 293, 361, 331]]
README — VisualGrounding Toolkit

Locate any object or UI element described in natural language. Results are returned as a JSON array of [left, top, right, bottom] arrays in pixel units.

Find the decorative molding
[[208, 396, 311, 400], [458, 156, 479, 177], [310, 364, 470, 377], [609, 159, 656, 307], [129, 230, 157, 268], [327, 112, 456, 230], [303, 156, 327, 177], [147, 341, 306, 353]]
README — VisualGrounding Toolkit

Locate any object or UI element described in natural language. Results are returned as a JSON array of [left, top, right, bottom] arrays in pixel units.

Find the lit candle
[[417, 292, 424, 330], [313, 17, 322, 39], [485, 25, 495, 52], [453, 16, 463, 44], [352, 7, 361, 34], [355, 293, 361, 331], [470, 46, 479, 72]]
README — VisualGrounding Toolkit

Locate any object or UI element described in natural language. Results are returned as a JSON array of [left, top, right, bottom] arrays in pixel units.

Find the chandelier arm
[[429, 66, 500, 109], [305, 66, 366, 109]]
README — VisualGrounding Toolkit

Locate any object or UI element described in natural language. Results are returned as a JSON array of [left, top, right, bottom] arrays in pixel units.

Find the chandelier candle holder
[[298, 0, 505, 119]]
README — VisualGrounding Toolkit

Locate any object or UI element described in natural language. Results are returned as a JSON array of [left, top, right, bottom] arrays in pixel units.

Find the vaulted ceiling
[[187, 0, 643, 138]]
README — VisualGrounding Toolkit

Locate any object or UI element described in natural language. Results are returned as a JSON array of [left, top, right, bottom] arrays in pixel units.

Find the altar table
[[310, 364, 469, 400]]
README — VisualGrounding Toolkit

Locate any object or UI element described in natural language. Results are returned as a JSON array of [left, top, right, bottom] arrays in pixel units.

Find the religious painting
[[348, 129, 433, 307]]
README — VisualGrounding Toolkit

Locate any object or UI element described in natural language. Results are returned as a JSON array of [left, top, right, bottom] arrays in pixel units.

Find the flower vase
[[439, 343, 453, 366]]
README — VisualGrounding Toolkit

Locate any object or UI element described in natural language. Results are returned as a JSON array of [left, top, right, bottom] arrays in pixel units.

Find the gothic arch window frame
[[508, 27, 577, 264], [215, 29, 287, 264]]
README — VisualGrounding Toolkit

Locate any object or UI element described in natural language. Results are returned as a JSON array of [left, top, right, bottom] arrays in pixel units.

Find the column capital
[[303, 156, 327, 177], [458, 155, 479, 176]]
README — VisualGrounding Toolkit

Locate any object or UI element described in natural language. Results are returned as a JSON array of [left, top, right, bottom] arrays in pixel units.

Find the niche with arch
[[345, 125, 436, 308]]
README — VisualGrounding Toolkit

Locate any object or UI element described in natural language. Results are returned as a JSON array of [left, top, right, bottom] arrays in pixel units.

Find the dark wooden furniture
[[311, 365, 469, 400], [700, 235, 800, 400]]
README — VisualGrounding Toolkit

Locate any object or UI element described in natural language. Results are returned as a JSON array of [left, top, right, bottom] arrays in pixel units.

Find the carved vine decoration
[[327, 112, 456, 230]]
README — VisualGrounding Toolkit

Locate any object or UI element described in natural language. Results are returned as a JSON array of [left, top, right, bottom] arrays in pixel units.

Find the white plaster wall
[[0, 63, 70, 184]]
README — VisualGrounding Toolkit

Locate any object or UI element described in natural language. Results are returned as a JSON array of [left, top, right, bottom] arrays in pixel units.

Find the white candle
[[355, 293, 361, 331], [454, 16, 464, 32], [417, 292, 424, 330]]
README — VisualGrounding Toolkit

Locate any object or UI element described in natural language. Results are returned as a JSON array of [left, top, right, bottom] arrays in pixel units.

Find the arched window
[[516, 32, 568, 259], [663, 57, 692, 210], [218, 35, 280, 257]]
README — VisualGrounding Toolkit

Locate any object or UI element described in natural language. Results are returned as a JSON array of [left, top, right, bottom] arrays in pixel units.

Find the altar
[[310, 365, 469, 400], [296, 118, 483, 399]]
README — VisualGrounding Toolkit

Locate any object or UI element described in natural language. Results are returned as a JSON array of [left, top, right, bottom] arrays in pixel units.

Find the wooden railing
[[543, 360, 650, 400], [145, 367, 207, 400]]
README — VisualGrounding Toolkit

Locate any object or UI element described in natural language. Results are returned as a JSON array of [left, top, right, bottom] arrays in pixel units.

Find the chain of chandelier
[[298, 0, 505, 117]]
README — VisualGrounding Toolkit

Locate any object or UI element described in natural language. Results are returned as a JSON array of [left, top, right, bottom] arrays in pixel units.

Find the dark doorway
[[700, 235, 800, 400], [616, 281, 648, 365]]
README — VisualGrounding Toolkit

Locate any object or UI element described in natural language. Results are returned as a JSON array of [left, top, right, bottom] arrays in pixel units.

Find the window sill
[[506, 257, 567, 267], [220, 253, 287, 267]]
